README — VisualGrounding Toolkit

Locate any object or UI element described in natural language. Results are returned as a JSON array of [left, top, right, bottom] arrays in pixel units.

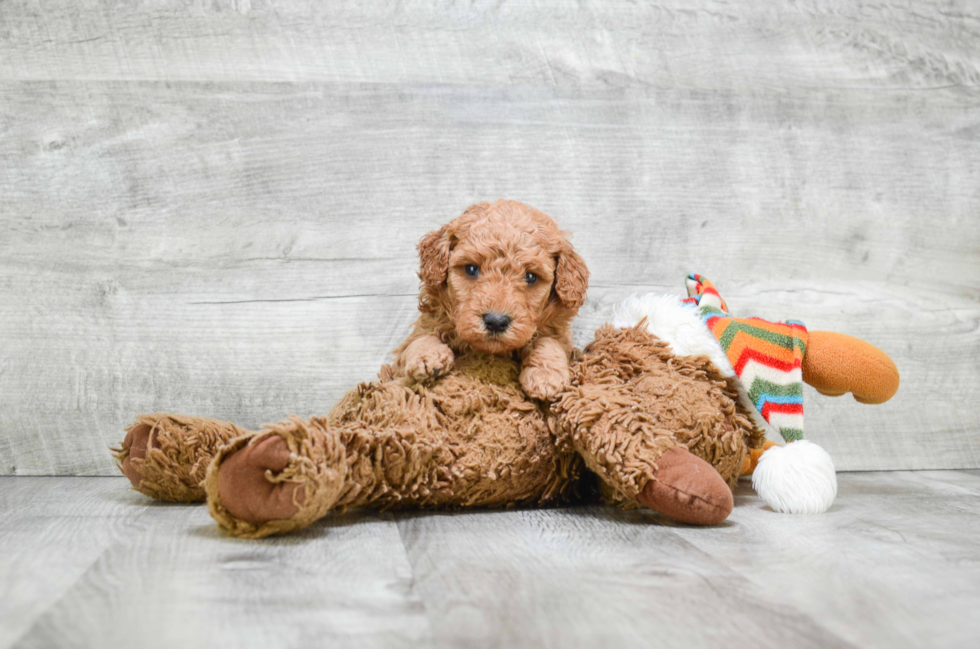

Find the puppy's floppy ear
[[418, 203, 486, 290], [417, 224, 452, 290], [554, 239, 589, 310]]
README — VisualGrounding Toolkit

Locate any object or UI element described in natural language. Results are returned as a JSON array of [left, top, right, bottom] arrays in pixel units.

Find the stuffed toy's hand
[[402, 335, 455, 383], [520, 337, 570, 400]]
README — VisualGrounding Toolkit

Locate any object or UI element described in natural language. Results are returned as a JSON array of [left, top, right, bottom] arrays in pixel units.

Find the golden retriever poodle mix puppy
[[115, 200, 744, 538]]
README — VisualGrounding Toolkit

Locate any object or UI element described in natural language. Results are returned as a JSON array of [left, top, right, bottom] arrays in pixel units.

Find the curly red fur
[[395, 200, 589, 399]]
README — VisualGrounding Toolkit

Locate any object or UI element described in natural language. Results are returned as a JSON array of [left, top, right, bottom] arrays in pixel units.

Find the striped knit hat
[[682, 274, 808, 445], [611, 274, 838, 515]]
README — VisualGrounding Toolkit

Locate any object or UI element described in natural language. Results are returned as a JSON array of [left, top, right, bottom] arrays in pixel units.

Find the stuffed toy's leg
[[554, 325, 763, 526], [561, 384, 736, 526], [113, 414, 251, 502], [204, 417, 347, 538], [205, 415, 578, 539], [205, 358, 581, 538]]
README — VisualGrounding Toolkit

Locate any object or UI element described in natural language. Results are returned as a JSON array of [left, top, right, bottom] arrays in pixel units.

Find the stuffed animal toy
[[113, 200, 899, 537], [610, 273, 899, 515]]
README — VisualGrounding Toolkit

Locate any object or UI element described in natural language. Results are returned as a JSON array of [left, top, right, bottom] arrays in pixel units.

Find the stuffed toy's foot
[[803, 331, 899, 404], [205, 416, 347, 538], [112, 414, 250, 502], [637, 447, 734, 526]]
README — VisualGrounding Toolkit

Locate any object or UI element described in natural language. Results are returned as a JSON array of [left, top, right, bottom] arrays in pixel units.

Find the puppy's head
[[417, 200, 588, 354]]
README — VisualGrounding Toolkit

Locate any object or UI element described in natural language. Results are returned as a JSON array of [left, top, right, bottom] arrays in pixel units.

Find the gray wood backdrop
[[0, 0, 977, 476]]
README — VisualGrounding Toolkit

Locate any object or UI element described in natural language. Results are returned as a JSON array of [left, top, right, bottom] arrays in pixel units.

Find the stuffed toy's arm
[[519, 336, 570, 400]]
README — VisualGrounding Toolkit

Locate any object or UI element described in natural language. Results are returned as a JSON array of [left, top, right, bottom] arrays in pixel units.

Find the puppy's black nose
[[482, 312, 511, 334]]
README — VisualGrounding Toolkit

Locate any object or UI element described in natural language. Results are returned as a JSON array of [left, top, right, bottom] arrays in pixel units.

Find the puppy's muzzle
[[482, 312, 511, 334]]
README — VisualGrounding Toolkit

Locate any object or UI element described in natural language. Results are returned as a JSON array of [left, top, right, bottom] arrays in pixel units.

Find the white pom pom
[[752, 440, 837, 514]]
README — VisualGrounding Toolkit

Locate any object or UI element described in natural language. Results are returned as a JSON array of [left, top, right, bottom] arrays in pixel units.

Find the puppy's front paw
[[405, 344, 455, 383], [520, 366, 569, 401]]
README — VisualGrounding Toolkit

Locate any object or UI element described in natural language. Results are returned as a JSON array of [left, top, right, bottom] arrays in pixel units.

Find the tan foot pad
[[638, 447, 734, 525], [217, 436, 305, 525], [205, 417, 348, 538], [120, 422, 154, 488]]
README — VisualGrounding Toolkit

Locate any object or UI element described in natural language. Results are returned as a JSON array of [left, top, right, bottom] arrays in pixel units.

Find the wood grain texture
[[3, 472, 980, 648], [673, 470, 980, 649], [4, 479, 431, 649], [396, 508, 851, 648], [2, 0, 978, 89], [0, 479, 151, 648], [0, 1, 978, 475]]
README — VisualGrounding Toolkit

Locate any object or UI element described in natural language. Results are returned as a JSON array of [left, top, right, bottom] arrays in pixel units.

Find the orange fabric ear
[[554, 244, 589, 310]]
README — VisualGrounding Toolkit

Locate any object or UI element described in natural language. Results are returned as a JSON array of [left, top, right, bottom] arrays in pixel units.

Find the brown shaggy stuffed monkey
[[114, 200, 894, 537]]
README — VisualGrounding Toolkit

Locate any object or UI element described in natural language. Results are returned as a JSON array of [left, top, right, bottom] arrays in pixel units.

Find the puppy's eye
[[464, 264, 480, 277], [524, 272, 538, 286]]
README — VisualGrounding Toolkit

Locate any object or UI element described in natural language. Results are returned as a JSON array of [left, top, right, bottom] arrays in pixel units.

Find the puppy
[[393, 200, 589, 400]]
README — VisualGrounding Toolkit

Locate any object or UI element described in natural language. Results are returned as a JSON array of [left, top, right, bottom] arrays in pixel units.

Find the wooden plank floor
[[2, 472, 978, 649]]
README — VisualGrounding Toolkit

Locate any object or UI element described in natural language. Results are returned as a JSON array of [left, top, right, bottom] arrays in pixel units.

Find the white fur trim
[[752, 440, 837, 514], [611, 293, 771, 433], [612, 294, 735, 377]]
